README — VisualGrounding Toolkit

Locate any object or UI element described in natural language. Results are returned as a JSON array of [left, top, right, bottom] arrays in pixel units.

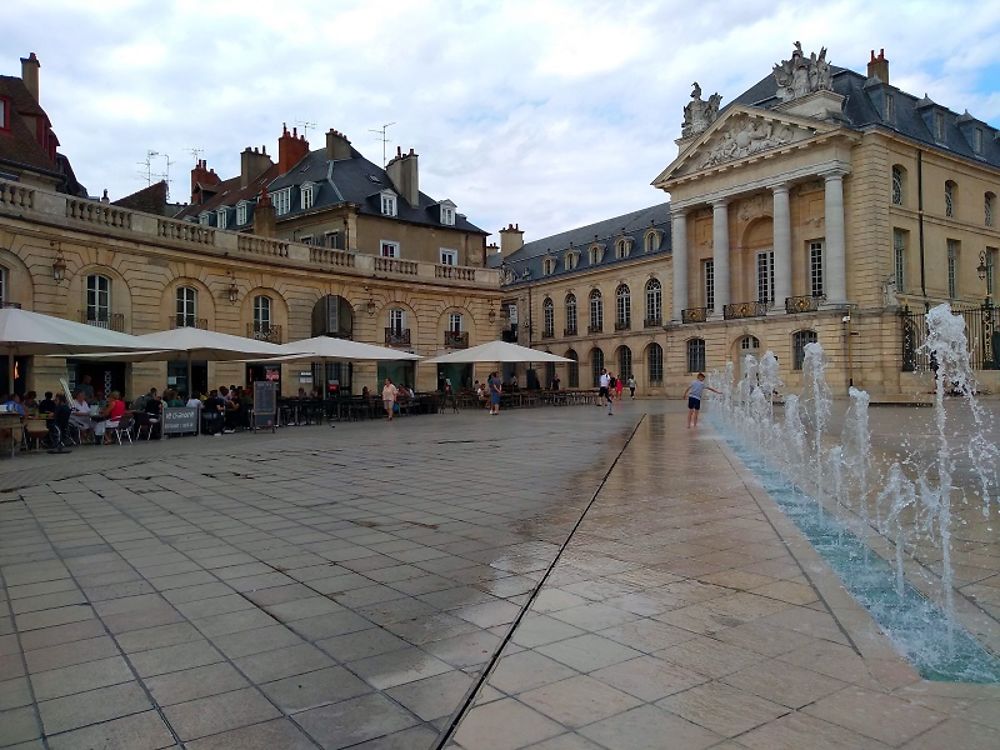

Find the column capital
[[769, 182, 790, 195], [819, 167, 848, 181], [670, 208, 688, 221], [711, 198, 729, 211]]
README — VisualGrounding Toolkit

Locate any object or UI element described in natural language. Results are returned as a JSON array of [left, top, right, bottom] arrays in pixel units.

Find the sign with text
[[253, 381, 277, 431], [162, 406, 199, 436]]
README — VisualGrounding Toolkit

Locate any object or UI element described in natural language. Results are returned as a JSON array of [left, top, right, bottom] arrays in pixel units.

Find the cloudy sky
[[6, 0, 1000, 243]]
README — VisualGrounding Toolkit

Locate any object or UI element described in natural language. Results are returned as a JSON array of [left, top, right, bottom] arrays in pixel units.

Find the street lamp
[[227, 272, 239, 304], [52, 253, 67, 282], [978, 249, 996, 369]]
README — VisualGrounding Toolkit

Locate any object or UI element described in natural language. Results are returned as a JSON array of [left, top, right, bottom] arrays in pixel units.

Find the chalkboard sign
[[162, 406, 199, 436], [253, 381, 277, 432]]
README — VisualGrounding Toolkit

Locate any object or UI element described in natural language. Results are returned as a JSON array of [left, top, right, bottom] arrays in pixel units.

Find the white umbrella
[[272, 336, 421, 362], [0, 307, 169, 393], [425, 340, 572, 364]]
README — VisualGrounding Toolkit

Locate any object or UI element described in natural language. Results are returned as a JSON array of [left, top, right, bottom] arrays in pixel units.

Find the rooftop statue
[[773, 41, 833, 101], [682, 82, 722, 138]]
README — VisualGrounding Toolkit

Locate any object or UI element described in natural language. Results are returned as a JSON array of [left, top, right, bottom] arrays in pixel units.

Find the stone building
[[498, 46, 1000, 397], [0, 54, 501, 398]]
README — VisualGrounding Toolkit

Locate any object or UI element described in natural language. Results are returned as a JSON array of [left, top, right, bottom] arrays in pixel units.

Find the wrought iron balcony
[[248, 323, 282, 343], [644, 316, 662, 328], [564, 326, 578, 337], [681, 307, 708, 323], [444, 330, 469, 349], [170, 315, 207, 329], [614, 320, 631, 331], [587, 324, 603, 334], [385, 328, 411, 347], [81, 312, 125, 332], [723, 301, 767, 320], [785, 294, 825, 314]]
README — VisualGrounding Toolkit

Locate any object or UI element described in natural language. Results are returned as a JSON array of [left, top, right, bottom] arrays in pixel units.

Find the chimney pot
[[20, 52, 41, 102], [866, 48, 889, 85]]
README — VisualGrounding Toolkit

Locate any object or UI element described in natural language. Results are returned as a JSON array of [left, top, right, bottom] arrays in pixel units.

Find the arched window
[[86, 274, 111, 324], [565, 293, 577, 336], [566, 349, 579, 388], [792, 330, 818, 370], [615, 284, 631, 330], [647, 343, 663, 384], [686, 338, 705, 373], [448, 312, 463, 332], [945, 180, 957, 218], [891, 165, 905, 206], [644, 231, 661, 253], [618, 346, 633, 380], [986, 192, 996, 228], [542, 297, 554, 338], [615, 238, 630, 259], [590, 347, 604, 386], [388, 307, 405, 335], [645, 279, 662, 325], [740, 335, 760, 350], [175, 286, 198, 328], [252, 295, 272, 337], [589, 289, 603, 333]]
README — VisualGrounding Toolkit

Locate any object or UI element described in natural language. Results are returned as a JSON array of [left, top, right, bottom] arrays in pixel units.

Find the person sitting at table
[[93, 390, 126, 445], [37, 392, 57, 426], [165, 389, 184, 408], [46, 393, 72, 449], [3, 393, 26, 416], [186, 391, 203, 409], [142, 387, 163, 439], [69, 390, 92, 443], [23, 391, 38, 414]]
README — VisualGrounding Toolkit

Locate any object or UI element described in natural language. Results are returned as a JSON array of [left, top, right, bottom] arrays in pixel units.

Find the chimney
[[386, 146, 420, 207], [254, 187, 276, 237], [325, 129, 352, 161], [499, 223, 524, 258], [20, 52, 40, 102], [867, 49, 889, 85], [190, 159, 221, 205], [277, 123, 310, 174], [240, 146, 273, 189]]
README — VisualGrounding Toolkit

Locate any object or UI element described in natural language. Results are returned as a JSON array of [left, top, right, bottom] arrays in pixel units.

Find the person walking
[[683, 372, 720, 428], [627, 375, 637, 399], [598, 369, 613, 415], [614, 374, 624, 401], [382, 377, 398, 421], [489, 371, 502, 415]]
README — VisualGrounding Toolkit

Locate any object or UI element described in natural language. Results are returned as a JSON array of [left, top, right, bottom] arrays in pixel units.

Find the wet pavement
[[1, 400, 998, 749]]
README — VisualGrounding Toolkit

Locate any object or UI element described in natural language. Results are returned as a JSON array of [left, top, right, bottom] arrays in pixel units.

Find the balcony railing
[[681, 307, 708, 323], [81, 312, 125, 332], [564, 326, 578, 337], [444, 331, 469, 349], [723, 301, 768, 320], [614, 320, 631, 331], [587, 324, 603, 334], [248, 323, 282, 343], [644, 316, 662, 328], [170, 315, 208, 329], [785, 294, 825, 314], [385, 328, 411, 347], [541, 330, 554, 339]]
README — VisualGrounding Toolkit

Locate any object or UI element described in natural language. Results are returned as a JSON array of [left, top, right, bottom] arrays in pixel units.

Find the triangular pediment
[[653, 106, 840, 187]]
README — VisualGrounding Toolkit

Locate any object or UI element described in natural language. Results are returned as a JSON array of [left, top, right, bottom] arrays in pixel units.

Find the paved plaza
[[1, 401, 998, 750]]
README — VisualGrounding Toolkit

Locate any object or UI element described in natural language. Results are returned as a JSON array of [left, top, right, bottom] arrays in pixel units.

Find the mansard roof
[[500, 202, 672, 287]]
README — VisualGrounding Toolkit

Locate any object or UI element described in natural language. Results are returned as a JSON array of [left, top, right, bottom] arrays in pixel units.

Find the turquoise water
[[719, 431, 1000, 683]]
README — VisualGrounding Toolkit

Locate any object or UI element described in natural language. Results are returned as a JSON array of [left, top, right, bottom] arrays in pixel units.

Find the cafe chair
[[107, 415, 135, 445], [23, 419, 50, 452]]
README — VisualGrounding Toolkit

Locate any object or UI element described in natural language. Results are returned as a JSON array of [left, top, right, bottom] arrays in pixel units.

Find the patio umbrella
[[272, 336, 421, 363], [0, 306, 170, 394], [424, 340, 572, 364]]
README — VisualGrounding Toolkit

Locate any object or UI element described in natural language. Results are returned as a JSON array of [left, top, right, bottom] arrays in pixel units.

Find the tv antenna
[[369, 122, 396, 167], [187, 147, 204, 164], [137, 149, 160, 185], [162, 153, 175, 199], [295, 120, 318, 139]]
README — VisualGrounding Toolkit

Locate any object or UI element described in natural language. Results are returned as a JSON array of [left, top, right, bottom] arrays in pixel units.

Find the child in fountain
[[683, 372, 719, 428]]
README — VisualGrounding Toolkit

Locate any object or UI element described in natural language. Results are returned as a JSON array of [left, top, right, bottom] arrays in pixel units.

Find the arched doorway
[[735, 335, 761, 379]]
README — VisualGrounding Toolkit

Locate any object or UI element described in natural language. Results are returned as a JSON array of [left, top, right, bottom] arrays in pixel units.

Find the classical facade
[[499, 46, 1000, 397], [0, 55, 501, 398]]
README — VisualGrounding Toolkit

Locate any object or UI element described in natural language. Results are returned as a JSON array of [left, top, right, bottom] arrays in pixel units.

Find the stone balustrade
[[0, 178, 497, 289]]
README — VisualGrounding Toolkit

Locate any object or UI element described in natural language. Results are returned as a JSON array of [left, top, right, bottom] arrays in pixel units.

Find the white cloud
[[5, 0, 998, 244]]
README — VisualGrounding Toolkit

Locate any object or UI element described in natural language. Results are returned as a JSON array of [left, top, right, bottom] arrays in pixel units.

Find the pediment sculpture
[[682, 82, 722, 138], [773, 41, 833, 102], [690, 114, 807, 171]]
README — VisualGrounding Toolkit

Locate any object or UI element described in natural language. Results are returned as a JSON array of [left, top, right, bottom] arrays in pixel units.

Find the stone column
[[712, 200, 730, 316], [671, 209, 688, 322], [771, 184, 792, 307], [824, 170, 847, 303]]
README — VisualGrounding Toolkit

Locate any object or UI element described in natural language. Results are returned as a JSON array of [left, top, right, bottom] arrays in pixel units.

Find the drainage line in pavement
[[432, 414, 646, 750]]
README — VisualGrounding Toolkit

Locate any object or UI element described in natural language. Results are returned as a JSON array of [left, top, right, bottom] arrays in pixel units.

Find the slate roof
[[174, 165, 279, 229], [499, 202, 672, 287], [264, 146, 487, 234]]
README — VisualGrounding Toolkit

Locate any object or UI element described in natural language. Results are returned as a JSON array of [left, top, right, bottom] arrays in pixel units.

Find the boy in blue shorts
[[683, 372, 719, 428]]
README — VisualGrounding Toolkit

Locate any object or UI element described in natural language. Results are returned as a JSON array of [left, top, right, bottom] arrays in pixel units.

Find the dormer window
[[884, 94, 894, 124], [198, 212, 210, 226], [973, 128, 984, 155], [588, 245, 604, 265], [301, 182, 315, 211], [0, 97, 9, 131], [236, 200, 249, 226], [565, 251, 580, 270], [934, 111, 946, 142], [273, 188, 292, 216], [381, 190, 397, 217], [644, 231, 661, 253], [216, 207, 228, 229], [440, 200, 456, 226], [615, 238, 632, 259], [543, 257, 557, 275]]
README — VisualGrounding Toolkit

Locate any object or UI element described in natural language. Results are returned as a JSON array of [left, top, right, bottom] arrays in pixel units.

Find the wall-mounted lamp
[[52, 253, 67, 282], [977, 249, 988, 281], [227, 272, 239, 304], [488, 304, 497, 324], [362, 285, 376, 316]]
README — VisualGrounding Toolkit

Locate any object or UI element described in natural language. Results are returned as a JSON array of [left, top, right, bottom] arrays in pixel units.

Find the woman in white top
[[382, 378, 398, 421]]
